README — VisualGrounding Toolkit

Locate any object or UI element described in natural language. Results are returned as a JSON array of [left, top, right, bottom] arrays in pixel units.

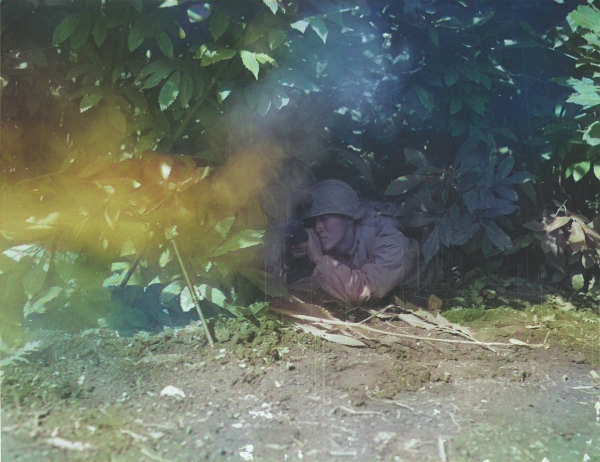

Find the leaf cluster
[[385, 142, 532, 263], [552, 3, 600, 184], [524, 210, 600, 291], [0, 148, 277, 344]]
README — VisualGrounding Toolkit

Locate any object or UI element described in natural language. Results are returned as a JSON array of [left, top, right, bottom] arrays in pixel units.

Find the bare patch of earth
[[2, 302, 599, 462]]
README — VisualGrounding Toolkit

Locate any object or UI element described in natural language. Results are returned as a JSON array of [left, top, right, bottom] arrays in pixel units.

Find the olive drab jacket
[[291, 212, 420, 304]]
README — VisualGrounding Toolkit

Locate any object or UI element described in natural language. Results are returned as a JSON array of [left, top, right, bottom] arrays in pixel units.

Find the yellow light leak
[[1, 113, 288, 268], [1, 96, 301, 346]]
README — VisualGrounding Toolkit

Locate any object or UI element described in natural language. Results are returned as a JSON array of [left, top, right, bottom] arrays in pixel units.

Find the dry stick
[[385, 318, 494, 352], [118, 241, 150, 290], [275, 311, 534, 349], [438, 438, 448, 462], [169, 237, 215, 348], [358, 304, 395, 324]]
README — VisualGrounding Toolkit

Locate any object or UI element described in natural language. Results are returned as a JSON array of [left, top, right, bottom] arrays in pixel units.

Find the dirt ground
[[2, 292, 600, 462]]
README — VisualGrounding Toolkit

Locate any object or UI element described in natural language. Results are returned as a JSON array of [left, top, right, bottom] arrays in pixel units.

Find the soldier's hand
[[306, 228, 323, 264]]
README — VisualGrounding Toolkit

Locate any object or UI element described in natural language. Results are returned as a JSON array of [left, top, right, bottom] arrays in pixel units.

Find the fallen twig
[[329, 450, 358, 457], [139, 446, 175, 462], [333, 405, 384, 416], [276, 312, 542, 349], [375, 399, 416, 412], [359, 305, 395, 324]]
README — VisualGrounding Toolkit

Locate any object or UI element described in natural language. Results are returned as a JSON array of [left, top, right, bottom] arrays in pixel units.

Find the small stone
[[159, 385, 186, 399]]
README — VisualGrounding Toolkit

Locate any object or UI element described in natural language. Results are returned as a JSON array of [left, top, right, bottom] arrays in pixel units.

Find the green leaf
[[23, 264, 49, 299], [70, 84, 103, 100], [450, 96, 462, 115], [583, 121, 600, 147], [272, 87, 289, 109], [128, 20, 147, 52], [129, 0, 143, 12], [200, 48, 237, 66], [423, 224, 441, 263], [197, 284, 227, 308], [309, 17, 328, 44], [240, 50, 260, 79], [482, 220, 512, 251], [269, 30, 287, 50], [120, 86, 148, 111], [428, 28, 439, 47], [404, 148, 430, 169], [523, 220, 545, 232], [444, 69, 458, 87], [291, 19, 309, 33], [106, 104, 126, 134], [209, 9, 229, 41], [566, 161, 591, 182], [571, 273, 585, 291], [159, 71, 181, 111], [193, 72, 205, 99], [217, 80, 234, 102], [155, 32, 173, 58], [567, 5, 600, 34], [178, 72, 193, 108], [464, 95, 485, 115], [139, 60, 168, 79], [66, 64, 94, 80], [209, 229, 264, 257], [26, 47, 48, 67], [568, 221, 586, 253], [566, 78, 600, 109], [52, 14, 81, 46], [225, 302, 269, 318], [262, 0, 279, 14], [24, 286, 63, 317], [92, 15, 108, 47], [254, 53, 276, 65], [594, 163, 600, 180], [180, 286, 196, 313], [492, 128, 518, 142], [496, 156, 515, 180], [142, 67, 175, 90], [243, 22, 266, 46], [70, 11, 92, 49], [215, 217, 235, 239], [385, 175, 425, 196], [80, 93, 104, 112], [413, 84, 434, 112]]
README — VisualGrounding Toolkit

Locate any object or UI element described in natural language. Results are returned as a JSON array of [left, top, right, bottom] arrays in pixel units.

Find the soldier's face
[[313, 214, 352, 252]]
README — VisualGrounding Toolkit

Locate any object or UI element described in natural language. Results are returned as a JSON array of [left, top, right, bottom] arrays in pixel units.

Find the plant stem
[[169, 236, 215, 348], [171, 63, 227, 143], [118, 241, 149, 290]]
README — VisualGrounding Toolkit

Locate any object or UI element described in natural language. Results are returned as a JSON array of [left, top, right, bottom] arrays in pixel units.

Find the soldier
[[289, 179, 420, 304]]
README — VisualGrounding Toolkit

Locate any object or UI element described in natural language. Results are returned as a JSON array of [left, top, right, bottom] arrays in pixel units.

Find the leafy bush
[[0, 147, 278, 343], [3, 0, 600, 346], [556, 3, 600, 184], [385, 142, 533, 264]]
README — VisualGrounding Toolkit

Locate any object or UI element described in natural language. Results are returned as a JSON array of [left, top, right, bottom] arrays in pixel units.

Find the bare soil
[[2, 297, 599, 462]]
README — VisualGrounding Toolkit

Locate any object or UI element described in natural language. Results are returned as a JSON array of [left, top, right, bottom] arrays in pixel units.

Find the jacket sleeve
[[312, 227, 419, 304]]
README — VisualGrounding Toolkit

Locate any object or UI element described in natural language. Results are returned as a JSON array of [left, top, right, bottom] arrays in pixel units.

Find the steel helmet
[[302, 179, 363, 220]]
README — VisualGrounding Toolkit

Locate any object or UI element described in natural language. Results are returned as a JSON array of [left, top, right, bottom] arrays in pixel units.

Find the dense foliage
[[1, 0, 599, 346]]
